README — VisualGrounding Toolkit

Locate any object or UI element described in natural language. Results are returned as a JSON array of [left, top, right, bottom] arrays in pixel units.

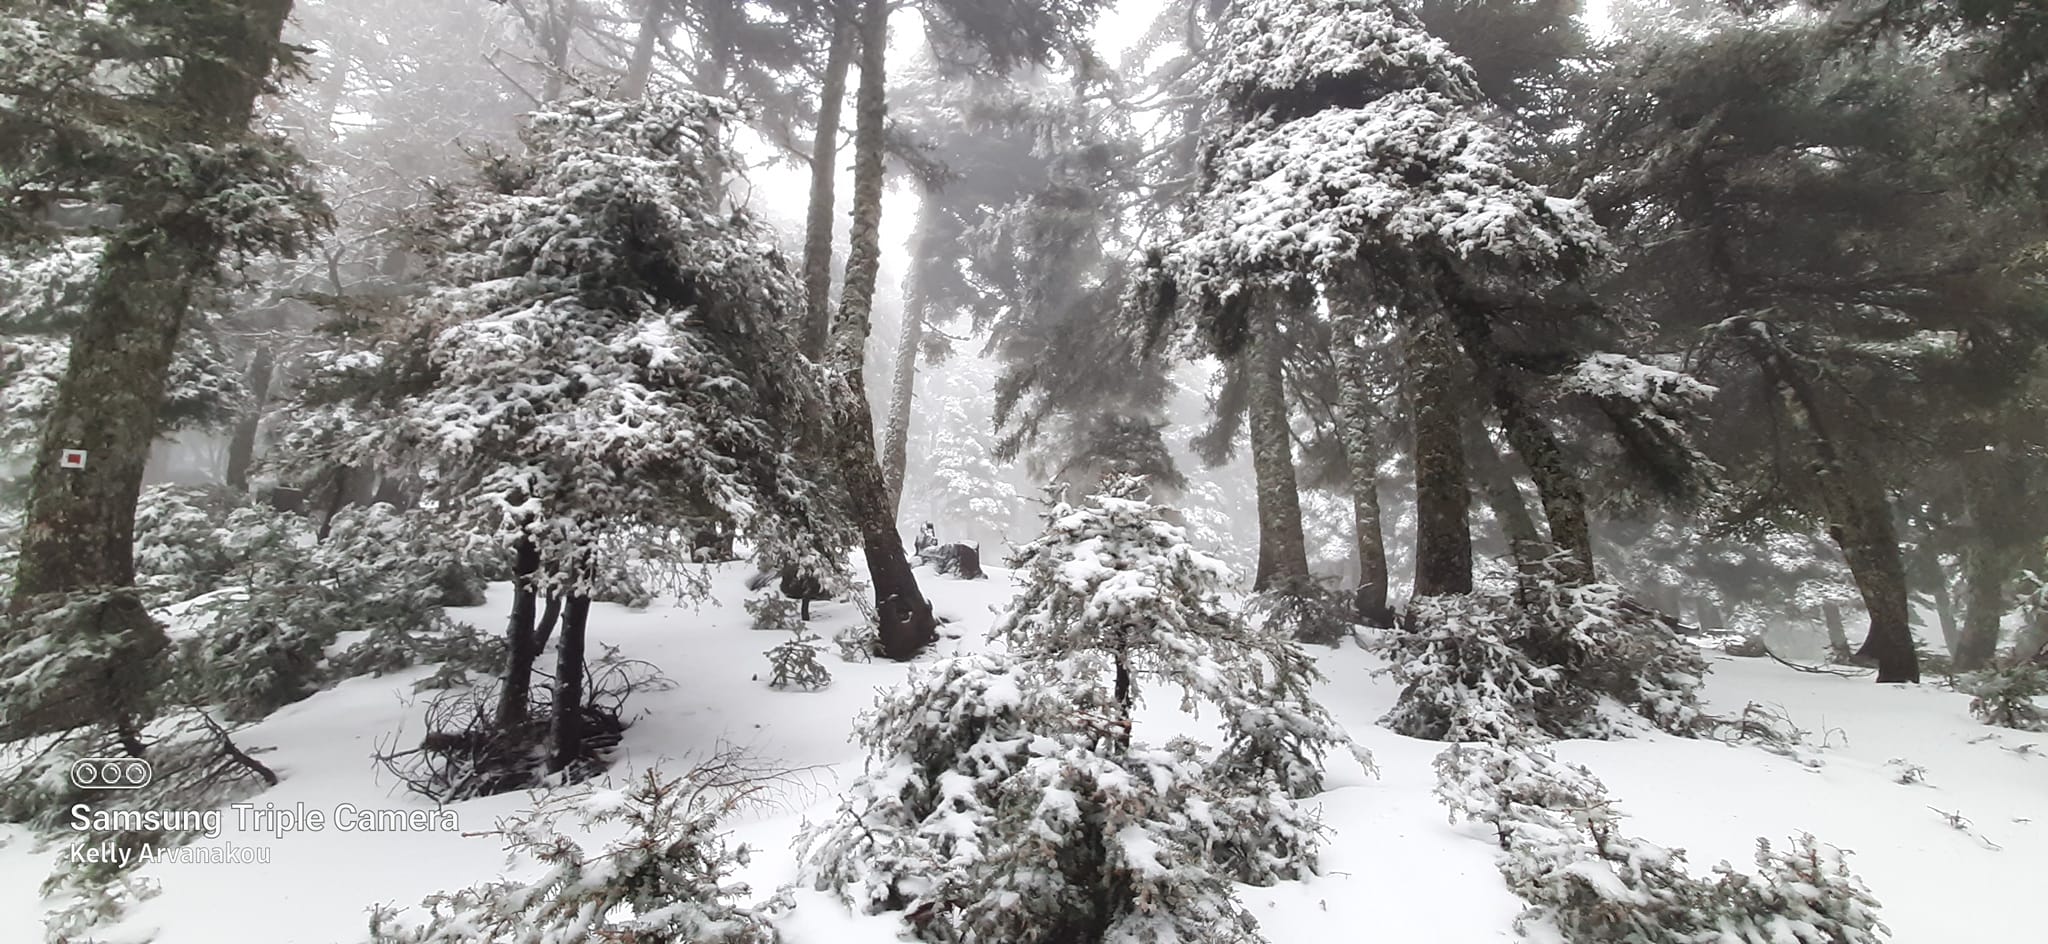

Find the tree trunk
[[548, 593, 592, 774], [1331, 298, 1392, 626], [1463, 414, 1547, 572], [541, 0, 579, 101], [1822, 600, 1851, 661], [1246, 300, 1310, 592], [800, 14, 853, 360], [7, 0, 296, 618], [224, 343, 274, 492], [1407, 306, 1473, 598], [1446, 300, 1593, 582], [1928, 556, 1960, 657], [1955, 442, 2027, 672], [831, 0, 935, 662], [881, 202, 937, 516], [533, 592, 563, 653], [617, 0, 664, 99], [1957, 542, 2013, 673], [1754, 340, 1917, 682], [496, 537, 541, 729]]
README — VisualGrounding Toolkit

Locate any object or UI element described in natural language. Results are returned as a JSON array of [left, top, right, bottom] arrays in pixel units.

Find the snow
[[1, 561, 2041, 942]]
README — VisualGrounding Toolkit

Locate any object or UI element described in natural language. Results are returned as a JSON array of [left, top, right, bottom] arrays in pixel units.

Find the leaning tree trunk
[[1245, 299, 1311, 592], [5, 0, 299, 740], [548, 593, 592, 774], [1406, 305, 1474, 598], [1446, 300, 1594, 583], [540, 0, 579, 101], [1755, 341, 1918, 682], [880, 202, 938, 515], [616, 0, 665, 100], [800, 14, 853, 360], [1463, 414, 1547, 572], [829, 0, 936, 662], [1330, 295, 1392, 626], [225, 343, 274, 492]]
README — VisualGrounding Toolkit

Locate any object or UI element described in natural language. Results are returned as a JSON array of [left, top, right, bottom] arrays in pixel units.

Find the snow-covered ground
[[1, 562, 2040, 943]]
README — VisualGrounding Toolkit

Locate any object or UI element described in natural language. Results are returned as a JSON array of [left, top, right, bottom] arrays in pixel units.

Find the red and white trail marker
[[59, 449, 88, 470]]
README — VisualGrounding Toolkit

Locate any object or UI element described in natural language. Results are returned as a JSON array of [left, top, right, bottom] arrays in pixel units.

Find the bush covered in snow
[[762, 628, 831, 691], [1957, 664, 2046, 731], [132, 485, 306, 606], [163, 501, 498, 721], [1436, 742, 1889, 943], [1377, 580, 1708, 743], [369, 756, 784, 944], [802, 477, 1365, 944]]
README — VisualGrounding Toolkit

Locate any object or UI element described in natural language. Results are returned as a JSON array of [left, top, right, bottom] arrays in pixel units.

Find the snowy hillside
[[1, 560, 2038, 944]]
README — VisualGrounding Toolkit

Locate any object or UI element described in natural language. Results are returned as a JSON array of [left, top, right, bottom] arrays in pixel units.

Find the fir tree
[[803, 476, 1367, 943]]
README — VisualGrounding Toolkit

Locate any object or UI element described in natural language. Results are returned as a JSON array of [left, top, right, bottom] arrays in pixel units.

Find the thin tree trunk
[[7, 0, 296, 627], [225, 343, 274, 492], [548, 593, 592, 774], [881, 202, 937, 515], [541, 0, 579, 101], [616, 0, 664, 100], [1753, 340, 1918, 682], [1246, 300, 1310, 592], [831, 0, 935, 662], [496, 537, 541, 729], [1331, 297, 1392, 626], [1928, 555, 1960, 657], [533, 592, 563, 653], [1464, 414, 1547, 571], [1407, 306, 1474, 598], [800, 14, 853, 360]]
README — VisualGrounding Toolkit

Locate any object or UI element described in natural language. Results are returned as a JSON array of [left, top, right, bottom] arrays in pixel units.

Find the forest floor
[[0, 560, 2041, 943]]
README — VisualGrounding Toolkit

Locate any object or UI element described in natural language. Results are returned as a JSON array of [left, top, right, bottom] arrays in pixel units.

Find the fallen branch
[[196, 710, 279, 787], [1762, 643, 1872, 678]]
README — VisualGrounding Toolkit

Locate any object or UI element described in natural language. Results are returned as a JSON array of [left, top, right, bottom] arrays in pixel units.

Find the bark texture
[[1407, 306, 1474, 598], [830, 0, 936, 662], [496, 537, 542, 729], [800, 15, 853, 360], [1752, 338, 1918, 682], [8, 0, 297, 616], [1245, 299, 1311, 592], [1331, 299, 1393, 626], [547, 594, 592, 773]]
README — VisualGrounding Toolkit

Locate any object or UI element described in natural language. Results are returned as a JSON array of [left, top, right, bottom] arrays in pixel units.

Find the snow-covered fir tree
[[273, 91, 851, 779], [803, 475, 1367, 944]]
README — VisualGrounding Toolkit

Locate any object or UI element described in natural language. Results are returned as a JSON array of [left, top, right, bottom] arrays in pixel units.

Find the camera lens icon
[[71, 758, 153, 791]]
